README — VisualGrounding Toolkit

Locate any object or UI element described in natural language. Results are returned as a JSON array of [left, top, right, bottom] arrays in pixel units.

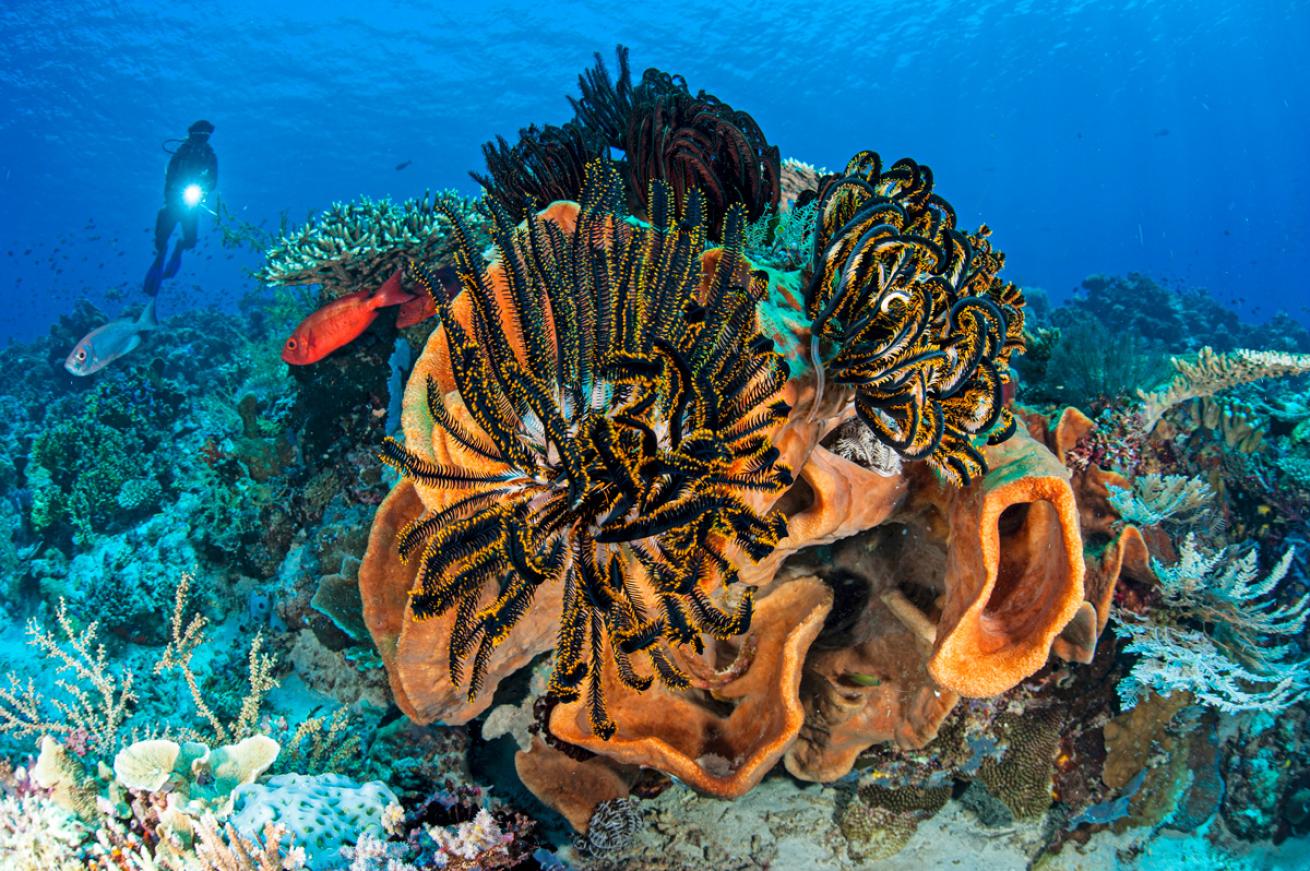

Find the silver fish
[[64, 298, 158, 376]]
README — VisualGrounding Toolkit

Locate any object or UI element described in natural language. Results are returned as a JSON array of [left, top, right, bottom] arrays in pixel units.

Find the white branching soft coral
[[0, 599, 136, 755], [1115, 533, 1309, 712], [1138, 346, 1310, 430], [0, 791, 88, 870], [429, 808, 511, 866], [1106, 473, 1214, 527]]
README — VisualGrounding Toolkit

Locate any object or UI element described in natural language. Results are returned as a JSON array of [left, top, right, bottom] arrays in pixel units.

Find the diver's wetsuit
[[154, 135, 217, 254], [144, 127, 217, 295]]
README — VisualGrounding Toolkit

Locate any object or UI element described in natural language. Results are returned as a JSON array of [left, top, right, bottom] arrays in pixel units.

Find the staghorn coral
[[1187, 395, 1267, 453], [1138, 346, 1310, 431], [191, 817, 306, 871], [373, 161, 792, 740], [1116, 534, 1309, 712], [801, 151, 1025, 485], [779, 157, 825, 206], [257, 190, 486, 296]]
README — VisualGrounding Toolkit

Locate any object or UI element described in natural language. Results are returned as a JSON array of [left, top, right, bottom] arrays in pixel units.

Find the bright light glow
[[182, 184, 203, 207]]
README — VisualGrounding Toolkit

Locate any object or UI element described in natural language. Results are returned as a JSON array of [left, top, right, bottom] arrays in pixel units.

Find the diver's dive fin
[[143, 252, 165, 297], [162, 242, 184, 280]]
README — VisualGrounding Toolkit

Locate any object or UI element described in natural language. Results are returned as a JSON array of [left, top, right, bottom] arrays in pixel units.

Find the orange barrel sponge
[[928, 426, 1086, 697], [548, 576, 832, 798]]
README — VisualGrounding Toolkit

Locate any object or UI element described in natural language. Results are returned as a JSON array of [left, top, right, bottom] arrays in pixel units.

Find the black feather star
[[380, 161, 792, 739], [801, 151, 1026, 486]]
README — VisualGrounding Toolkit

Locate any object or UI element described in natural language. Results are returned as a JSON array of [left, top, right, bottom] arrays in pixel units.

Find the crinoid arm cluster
[[802, 151, 1026, 485], [379, 162, 793, 739], [475, 45, 780, 243]]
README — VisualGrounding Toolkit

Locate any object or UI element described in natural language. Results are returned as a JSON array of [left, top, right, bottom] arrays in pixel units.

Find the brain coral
[[375, 160, 793, 739]]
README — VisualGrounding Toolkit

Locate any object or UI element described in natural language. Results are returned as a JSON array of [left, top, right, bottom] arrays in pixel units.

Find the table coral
[[257, 190, 485, 297]]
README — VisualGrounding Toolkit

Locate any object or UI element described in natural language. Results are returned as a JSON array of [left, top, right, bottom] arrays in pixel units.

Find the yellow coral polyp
[[379, 161, 792, 739]]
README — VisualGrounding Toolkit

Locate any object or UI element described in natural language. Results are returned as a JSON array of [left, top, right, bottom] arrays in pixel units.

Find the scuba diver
[[143, 120, 217, 296]]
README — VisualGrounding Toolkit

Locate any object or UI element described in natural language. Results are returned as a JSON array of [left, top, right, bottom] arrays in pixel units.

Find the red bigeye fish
[[65, 298, 157, 376], [395, 265, 462, 328], [282, 269, 415, 365]]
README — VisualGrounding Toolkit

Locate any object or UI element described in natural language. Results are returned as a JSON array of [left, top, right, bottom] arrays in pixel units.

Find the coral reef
[[1139, 346, 1310, 431], [5, 39, 1310, 871], [1115, 533, 1309, 712]]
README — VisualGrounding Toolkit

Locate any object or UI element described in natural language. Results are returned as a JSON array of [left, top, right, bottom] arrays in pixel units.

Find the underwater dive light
[[182, 183, 204, 207]]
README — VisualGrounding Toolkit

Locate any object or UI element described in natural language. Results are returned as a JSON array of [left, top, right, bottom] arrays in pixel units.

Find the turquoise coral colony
[[1, 44, 1310, 870]]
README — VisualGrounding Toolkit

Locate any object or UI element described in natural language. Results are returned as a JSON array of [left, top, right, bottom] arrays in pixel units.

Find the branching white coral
[[1115, 533, 1309, 712], [429, 807, 511, 865], [1138, 346, 1310, 431], [0, 791, 88, 871], [0, 600, 136, 754], [1106, 473, 1214, 527], [1116, 623, 1309, 714]]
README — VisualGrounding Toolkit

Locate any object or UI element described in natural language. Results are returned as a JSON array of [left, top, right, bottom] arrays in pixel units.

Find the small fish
[[65, 298, 158, 376], [282, 269, 415, 364], [395, 160, 413, 171], [395, 265, 462, 328]]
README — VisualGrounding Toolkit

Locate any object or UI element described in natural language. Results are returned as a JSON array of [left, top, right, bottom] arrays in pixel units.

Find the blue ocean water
[[3, 2, 1310, 869], [1, 0, 1307, 342]]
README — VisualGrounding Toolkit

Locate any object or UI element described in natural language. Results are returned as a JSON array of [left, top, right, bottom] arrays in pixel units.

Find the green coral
[[744, 198, 818, 271], [29, 418, 157, 544]]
